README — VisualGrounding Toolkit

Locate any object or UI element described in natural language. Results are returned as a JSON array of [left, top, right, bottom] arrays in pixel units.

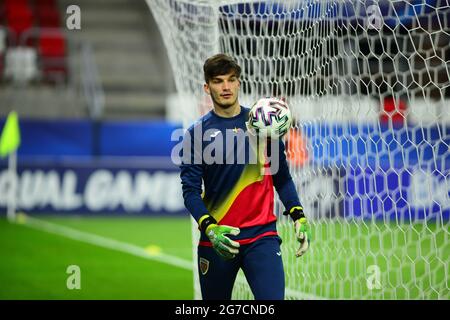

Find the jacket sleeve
[[272, 139, 303, 211], [179, 126, 209, 222]]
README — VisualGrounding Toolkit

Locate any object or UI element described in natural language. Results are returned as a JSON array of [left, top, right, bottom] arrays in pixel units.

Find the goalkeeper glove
[[198, 215, 240, 260], [283, 206, 311, 257]]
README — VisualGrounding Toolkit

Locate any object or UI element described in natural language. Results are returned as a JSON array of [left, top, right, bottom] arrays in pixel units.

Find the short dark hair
[[203, 53, 241, 83]]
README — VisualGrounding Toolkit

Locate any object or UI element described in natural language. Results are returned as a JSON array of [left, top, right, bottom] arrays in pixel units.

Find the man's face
[[204, 72, 240, 109]]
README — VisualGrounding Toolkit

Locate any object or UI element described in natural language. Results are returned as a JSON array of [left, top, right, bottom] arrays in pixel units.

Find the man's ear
[[203, 83, 210, 95]]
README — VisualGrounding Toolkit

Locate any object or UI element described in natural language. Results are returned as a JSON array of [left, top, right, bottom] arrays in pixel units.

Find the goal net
[[146, 0, 449, 299]]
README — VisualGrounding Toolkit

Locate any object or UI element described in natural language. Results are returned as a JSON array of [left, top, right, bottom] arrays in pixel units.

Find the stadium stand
[[58, 0, 171, 119], [0, 0, 173, 119], [0, 0, 68, 83]]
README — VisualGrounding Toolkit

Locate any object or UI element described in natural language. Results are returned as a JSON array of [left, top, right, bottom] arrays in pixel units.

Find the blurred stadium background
[[0, 0, 449, 300]]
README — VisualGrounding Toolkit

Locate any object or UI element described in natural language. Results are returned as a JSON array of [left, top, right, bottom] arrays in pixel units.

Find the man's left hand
[[294, 217, 311, 257]]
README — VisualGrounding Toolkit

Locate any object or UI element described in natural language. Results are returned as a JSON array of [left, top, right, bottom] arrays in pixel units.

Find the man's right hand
[[205, 224, 240, 259]]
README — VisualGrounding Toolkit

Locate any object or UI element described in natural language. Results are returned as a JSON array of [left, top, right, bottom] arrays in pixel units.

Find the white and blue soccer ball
[[246, 97, 293, 139]]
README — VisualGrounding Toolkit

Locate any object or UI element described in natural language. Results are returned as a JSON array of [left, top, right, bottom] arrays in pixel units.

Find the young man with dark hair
[[179, 53, 311, 300]]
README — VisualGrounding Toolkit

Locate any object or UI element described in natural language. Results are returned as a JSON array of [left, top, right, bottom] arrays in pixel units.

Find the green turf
[[0, 216, 193, 299], [40, 216, 193, 261], [276, 219, 449, 299], [0, 215, 447, 299]]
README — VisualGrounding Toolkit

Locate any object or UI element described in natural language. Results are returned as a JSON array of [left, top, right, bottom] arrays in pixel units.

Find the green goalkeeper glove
[[283, 206, 312, 257], [198, 215, 241, 260]]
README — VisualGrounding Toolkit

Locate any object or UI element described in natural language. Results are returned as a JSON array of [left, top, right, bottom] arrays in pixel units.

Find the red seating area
[[5, 0, 34, 38], [0, 0, 68, 83]]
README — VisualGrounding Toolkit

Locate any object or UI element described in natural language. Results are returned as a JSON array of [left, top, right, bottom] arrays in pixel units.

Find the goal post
[[146, 0, 449, 299]]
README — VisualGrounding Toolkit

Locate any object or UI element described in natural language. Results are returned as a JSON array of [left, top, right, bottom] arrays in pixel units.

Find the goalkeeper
[[179, 53, 311, 300]]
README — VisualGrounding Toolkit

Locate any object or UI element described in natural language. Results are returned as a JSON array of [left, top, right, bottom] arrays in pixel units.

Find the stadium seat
[[38, 31, 65, 57], [4, 0, 29, 11], [37, 31, 67, 83], [5, 0, 34, 42], [380, 96, 408, 127], [36, 7, 61, 28], [4, 46, 38, 83]]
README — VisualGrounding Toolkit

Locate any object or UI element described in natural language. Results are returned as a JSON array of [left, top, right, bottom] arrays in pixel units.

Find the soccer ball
[[246, 97, 293, 139]]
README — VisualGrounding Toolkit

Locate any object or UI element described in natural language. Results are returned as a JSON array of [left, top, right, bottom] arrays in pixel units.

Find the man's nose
[[222, 81, 231, 91]]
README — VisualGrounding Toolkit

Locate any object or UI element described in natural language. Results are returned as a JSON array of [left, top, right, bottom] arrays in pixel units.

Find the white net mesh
[[146, 0, 450, 299]]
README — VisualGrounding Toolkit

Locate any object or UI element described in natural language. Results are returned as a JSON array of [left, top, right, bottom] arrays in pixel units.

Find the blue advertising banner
[[295, 122, 449, 221], [0, 118, 182, 157], [0, 157, 186, 215], [1, 117, 448, 220], [342, 164, 449, 221]]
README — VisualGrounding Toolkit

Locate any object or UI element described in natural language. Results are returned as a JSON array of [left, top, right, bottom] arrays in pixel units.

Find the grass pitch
[[0, 215, 448, 299], [0, 215, 193, 299]]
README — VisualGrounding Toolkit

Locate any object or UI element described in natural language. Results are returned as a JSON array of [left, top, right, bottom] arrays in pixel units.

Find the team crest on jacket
[[199, 257, 209, 275]]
